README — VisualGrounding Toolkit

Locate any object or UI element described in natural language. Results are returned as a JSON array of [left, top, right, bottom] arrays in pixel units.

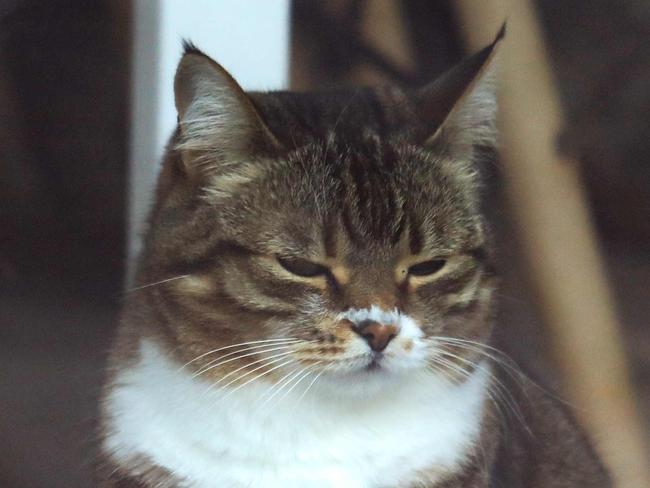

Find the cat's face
[[136, 37, 501, 397]]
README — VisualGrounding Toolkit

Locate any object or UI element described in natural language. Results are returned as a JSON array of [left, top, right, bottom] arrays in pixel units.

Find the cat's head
[[136, 29, 503, 398]]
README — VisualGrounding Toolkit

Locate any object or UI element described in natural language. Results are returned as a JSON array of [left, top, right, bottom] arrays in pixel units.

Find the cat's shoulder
[[489, 363, 612, 487]]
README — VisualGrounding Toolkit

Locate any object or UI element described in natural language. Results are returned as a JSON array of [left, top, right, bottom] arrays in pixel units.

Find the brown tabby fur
[[99, 29, 610, 487]]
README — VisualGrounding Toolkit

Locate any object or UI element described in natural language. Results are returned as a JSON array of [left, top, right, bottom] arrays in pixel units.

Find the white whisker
[[432, 337, 570, 414], [426, 354, 511, 429], [433, 346, 530, 434], [257, 366, 302, 402], [127, 275, 190, 293], [282, 363, 321, 405], [431, 337, 534, 392], [180, 338, 302, 370], [192, 344, 300, 379], [256, 367, 306, 411], [217, 358, 297, 404], [296, 367, 325, 406], [203, 351, 297, 396]]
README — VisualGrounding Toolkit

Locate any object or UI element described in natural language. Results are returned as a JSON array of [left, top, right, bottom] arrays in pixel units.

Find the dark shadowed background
[[1, 1, 649, 486]]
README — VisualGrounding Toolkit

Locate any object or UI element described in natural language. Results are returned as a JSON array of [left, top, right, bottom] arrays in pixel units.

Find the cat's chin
[[313, 358, 430, 399]]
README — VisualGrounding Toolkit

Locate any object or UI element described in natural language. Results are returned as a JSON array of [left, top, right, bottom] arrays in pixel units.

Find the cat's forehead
[[225, 140, 481, 259]]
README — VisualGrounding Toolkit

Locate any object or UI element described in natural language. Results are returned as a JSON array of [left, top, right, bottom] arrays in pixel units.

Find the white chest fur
[[104, 339, 490, 488]]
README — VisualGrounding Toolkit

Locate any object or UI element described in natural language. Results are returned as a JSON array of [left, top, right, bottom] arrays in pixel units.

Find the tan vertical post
[[453, 2, 650, 486], [357, 0, 415, 81]]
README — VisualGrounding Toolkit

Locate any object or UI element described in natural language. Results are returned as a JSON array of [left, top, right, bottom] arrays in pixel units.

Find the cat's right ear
[[411, 24, 504, 161], [173, 42, 281, 178]]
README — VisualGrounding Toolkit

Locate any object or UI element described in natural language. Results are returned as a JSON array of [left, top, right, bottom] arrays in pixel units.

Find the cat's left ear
[[174, 42, 281, 177], [413, 24, 505, 159]]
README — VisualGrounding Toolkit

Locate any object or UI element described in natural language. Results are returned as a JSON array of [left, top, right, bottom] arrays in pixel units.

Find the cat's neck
[[103, 337, 492, 488]]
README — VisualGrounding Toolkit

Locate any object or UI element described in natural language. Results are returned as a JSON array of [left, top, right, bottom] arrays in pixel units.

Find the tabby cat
[[99, 28, 611, 487]]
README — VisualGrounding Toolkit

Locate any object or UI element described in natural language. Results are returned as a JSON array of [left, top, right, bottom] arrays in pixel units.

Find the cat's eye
[[277, 257, 329, 278], [408, 259, 447, 277]]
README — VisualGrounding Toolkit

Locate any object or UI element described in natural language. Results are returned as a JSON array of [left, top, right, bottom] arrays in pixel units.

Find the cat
[[98, 26, 611, 487]]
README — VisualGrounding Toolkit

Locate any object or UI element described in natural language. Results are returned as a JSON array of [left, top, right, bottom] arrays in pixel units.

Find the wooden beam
[[453, 2, 650, 487]]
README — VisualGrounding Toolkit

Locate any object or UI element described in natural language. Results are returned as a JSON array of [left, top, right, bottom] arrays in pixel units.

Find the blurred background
[[1, 1, 649, 486]]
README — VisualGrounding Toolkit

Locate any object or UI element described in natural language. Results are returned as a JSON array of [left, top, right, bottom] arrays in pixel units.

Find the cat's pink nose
[[352, 320, 397, 352]]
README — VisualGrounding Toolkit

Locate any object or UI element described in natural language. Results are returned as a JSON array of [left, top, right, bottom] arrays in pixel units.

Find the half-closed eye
[[407, 259, 447, 277], [277, 256, 330, 278]]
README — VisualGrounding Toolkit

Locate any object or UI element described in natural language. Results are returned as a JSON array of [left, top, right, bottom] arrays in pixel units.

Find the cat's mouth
[[324, 351, 392, 377], [364, 352, 385, 372]]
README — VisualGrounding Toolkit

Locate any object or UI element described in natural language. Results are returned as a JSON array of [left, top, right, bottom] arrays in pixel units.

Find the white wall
[[128, 0, 290, 283]]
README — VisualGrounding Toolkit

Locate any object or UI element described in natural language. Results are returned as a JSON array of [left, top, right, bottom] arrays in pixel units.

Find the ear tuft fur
[[181, 39, 207, 57]]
